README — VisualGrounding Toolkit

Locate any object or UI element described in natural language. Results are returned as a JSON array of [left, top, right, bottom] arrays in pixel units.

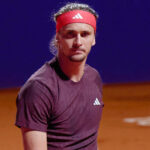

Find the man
[[15, 2, 104, 150]]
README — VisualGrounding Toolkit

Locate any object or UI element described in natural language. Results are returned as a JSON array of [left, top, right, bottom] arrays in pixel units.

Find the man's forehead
[[60, 23, 94, 32]]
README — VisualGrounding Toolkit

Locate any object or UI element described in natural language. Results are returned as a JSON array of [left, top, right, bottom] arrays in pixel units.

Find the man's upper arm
[[21, 127, 47, 150]]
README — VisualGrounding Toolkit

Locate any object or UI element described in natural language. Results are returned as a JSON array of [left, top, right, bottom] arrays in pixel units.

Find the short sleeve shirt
[[15, 57, 104, 150]]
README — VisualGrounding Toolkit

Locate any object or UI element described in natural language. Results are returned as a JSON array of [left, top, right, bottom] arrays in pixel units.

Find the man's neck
[[58, 56, 86, 82]]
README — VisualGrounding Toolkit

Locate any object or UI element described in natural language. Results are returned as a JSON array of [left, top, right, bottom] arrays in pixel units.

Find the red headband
[[56, 10, 96, 32]]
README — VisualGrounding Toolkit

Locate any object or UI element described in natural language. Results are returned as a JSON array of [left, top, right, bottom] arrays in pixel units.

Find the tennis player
[[15, 2, 104, 150]]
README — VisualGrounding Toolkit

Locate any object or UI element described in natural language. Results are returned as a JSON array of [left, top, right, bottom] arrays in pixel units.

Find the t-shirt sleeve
[[15, 80, 53, 132], [95, 71, 104, 106], [97, 72, 103, 96]]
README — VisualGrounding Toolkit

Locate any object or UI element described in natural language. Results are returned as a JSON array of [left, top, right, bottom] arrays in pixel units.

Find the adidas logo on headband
[[72, 13, 83, 19], [56, 10, 96, 32]]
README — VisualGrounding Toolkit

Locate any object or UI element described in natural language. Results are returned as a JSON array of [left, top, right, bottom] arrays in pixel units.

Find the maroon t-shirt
[[15, 57, 104, 150]]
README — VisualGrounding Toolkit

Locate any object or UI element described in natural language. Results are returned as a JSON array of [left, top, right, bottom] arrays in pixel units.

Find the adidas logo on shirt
[[93, 98, 101, 106], [72, 13, 83, 19]]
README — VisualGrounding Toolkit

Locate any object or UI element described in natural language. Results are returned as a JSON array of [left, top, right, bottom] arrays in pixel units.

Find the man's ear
[[92, 37, 96, 46], [56, 33, 59, 42], [55, 33, 60, 46]]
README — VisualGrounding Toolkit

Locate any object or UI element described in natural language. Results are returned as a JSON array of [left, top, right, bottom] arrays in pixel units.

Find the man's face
[[56, 23, 96, 62]]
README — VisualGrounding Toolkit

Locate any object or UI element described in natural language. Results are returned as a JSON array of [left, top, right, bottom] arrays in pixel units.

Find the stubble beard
[[69, 54, 86, 62]]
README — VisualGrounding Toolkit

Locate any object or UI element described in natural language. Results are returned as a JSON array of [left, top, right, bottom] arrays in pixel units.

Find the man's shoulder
[[85, 64, 103, 93], [85, 64, 103, 85], [85, 64, 100, 77], [29, 59, 55, 82], [21, 57, 58, 93]]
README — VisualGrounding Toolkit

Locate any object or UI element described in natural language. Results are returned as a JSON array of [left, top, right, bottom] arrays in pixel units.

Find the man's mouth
[[71, 48, 85, 53]]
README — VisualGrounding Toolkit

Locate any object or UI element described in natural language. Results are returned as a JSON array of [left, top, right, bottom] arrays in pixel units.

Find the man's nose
[[73, 34, 82, 48]]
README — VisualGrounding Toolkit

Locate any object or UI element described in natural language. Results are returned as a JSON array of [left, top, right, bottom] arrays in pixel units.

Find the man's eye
[[64, 31, 75, 38], [81, 32, 90, 37]]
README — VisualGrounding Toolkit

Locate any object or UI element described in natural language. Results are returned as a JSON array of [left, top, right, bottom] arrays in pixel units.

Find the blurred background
[[1, 0, 150, 89], [0, 0, 150, 150]]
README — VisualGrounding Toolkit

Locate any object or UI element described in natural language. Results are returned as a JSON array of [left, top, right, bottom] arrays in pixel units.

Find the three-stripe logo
[[93, 98, 101, 106], [72, 13, 83, 19]]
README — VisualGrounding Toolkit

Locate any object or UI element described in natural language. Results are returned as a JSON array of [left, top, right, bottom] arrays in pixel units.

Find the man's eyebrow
[[66, 29, 75, 32], [65, 29, 91, 32], [64, 29, 76, 32]]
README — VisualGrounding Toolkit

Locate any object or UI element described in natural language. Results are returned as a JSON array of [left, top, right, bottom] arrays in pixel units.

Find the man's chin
[[69, 55, 86, 62]]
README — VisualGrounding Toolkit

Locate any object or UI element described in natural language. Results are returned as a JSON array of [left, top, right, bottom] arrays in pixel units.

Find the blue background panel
[[0, 0, 150, 88]]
